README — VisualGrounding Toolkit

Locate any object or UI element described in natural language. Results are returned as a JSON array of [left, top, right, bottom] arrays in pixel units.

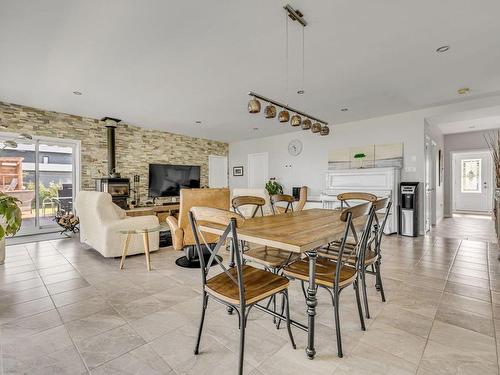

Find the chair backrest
[[270, 194, 294, 214], [336, 201, 375, 282], [232, 196, 265, 218], [231, 188, 272, 216], [371, 197, 392, 255], [295, 186, 308, 212], [178, 188, 230, 246], [189, 207, 246, 303], [337, 192, 377, 209]]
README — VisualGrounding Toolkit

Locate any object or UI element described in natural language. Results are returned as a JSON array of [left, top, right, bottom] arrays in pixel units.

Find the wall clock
[[288, 139, 303, 156]]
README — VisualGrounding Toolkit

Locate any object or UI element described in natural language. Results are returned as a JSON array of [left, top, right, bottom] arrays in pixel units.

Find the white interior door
[[453, 151, 493, 212], [248, 152, 268, 188], [208, 155, 228, 188]]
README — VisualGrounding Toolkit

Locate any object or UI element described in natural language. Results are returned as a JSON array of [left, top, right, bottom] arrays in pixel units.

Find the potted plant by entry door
[[0, 193, 22, 264]]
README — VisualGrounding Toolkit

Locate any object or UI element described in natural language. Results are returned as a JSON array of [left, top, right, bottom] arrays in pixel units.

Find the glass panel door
[[0, 137, 36, 234], [461, 159, 481, 193], [37, 141, 75, 228], [0, 133, 79, 236]]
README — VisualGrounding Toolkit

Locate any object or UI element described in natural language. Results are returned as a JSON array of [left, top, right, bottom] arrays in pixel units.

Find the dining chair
[[270, 194, 294, 214], [319, 197, 391, 319], [283, 201, 375, 358], [365, 198, 392, 305], [232, 195, 300, 326], [189, 206, 296, 375]]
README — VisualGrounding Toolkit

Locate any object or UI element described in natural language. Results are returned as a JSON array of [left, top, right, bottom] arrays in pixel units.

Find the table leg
[[143, 233, 151, 271], [119, 233, 131, 269], [305, 249, 318, 359]]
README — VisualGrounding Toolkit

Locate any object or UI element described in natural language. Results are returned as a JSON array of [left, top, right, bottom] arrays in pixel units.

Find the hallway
[[431, 214, 496, 243]]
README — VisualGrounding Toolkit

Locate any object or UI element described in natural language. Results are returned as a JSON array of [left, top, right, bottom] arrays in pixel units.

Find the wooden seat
[[243, 246, 300, 268], [206, 264, 289, 305], [284, 258, 357, 289]]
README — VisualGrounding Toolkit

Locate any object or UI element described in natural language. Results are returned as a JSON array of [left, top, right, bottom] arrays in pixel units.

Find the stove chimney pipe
[[101, 117, 121, 177]]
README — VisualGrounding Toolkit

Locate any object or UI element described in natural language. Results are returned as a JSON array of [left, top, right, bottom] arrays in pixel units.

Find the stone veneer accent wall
[[0, 101, 228, 201]]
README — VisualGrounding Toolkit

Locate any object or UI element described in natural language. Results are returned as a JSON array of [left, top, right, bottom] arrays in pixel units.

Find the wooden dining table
[[200, 208, 357, 360]]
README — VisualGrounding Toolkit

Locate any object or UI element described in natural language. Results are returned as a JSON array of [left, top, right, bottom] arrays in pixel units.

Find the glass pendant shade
[[291, 114, 301, 126], [320, 125, 330, 136], [311, 122, 322, 133], [278, 110, 290, 122], [301, 119, 312, 130], [248, 98, 261, 113], [264, 104, 277, 118]]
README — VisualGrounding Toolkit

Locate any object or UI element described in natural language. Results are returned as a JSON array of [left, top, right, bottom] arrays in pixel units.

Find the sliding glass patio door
[[0, 133, 80, 236]]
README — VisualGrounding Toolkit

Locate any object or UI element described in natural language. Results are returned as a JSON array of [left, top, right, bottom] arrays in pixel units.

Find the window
[[461, 159, 481, 193]]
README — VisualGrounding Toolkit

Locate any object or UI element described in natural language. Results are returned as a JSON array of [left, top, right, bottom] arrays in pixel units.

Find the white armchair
[[75, 191, 159, 258]]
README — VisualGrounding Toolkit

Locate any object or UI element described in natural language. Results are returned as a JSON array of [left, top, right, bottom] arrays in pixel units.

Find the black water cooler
[[399, 182, 419, 237]]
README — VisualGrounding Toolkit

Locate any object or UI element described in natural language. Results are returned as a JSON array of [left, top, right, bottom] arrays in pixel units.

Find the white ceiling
[[437, 115, 500, 134], [428, 105, 500, 134], [1, 1, 500, 142]]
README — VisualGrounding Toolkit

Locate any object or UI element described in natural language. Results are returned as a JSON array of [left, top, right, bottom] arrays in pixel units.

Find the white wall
[[229, 95, 500, 233], [443, 128, 499, 216], [425, 121, 445, 224]]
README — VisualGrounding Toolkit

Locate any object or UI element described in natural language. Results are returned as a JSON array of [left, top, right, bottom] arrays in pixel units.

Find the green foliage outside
[[0, 193, 22, 240], [27, 181, 61, 207]]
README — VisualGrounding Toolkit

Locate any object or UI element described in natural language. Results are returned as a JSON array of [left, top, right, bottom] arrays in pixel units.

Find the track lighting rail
[[248, 91, 328, 125]]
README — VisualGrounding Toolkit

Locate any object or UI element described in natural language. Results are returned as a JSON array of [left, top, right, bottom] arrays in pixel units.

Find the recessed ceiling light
[[195, 121, 202, 124], [297, 90, 305, 95], [340, 108, 348, 112], [253, 127, 259, 130], [73, 91, 82, 95], [457, 87, 470, 95], [469, 125, 476, 129], [436, 45, 450, 53]]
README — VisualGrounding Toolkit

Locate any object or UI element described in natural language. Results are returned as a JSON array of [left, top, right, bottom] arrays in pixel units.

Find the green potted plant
[[354, 153, 367, 168], [265, 178, 283, 196], [0, 193, 22, 264]]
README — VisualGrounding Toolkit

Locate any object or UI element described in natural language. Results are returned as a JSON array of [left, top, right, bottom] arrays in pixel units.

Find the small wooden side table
[[118, 226, 163, 271]]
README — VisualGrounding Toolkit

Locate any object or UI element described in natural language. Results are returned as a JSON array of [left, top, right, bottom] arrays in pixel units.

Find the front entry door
[[453, 151, 493, 213]]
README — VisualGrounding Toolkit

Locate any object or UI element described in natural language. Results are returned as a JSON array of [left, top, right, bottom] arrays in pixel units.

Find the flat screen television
[[148, 164, 201, 197]]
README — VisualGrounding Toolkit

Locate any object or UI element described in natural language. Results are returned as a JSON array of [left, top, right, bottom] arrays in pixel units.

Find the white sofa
[[75, 191, 160, 258], [231, 188, 273, 217]]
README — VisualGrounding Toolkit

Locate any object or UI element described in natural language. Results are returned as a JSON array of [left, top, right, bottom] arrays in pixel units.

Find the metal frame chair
[[284, 202, 375, 358], [232, 195, 299, 327], [363, 198, 392, 312], [189, 207, 296, 375], [320, 197, 392, 319]]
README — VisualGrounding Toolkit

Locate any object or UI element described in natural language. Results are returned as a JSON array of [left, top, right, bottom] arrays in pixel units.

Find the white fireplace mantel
[[321, 167, 401, 234]]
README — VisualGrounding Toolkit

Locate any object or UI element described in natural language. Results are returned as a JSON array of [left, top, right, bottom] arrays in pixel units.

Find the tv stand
[[125, 203, 179, 222]]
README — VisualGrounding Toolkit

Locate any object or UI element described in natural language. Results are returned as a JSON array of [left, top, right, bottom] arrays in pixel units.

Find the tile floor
[[1, 214, 499, 374]]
